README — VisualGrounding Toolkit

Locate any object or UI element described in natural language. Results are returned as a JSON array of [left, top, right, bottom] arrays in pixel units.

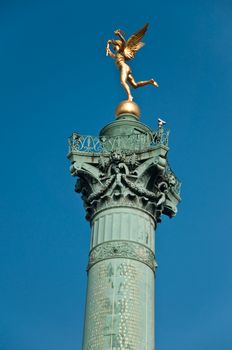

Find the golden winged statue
[[106, 23, 158, 102]]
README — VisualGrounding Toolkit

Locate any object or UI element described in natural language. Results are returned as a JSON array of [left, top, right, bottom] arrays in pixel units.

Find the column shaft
[[83, 207, 156, 350]]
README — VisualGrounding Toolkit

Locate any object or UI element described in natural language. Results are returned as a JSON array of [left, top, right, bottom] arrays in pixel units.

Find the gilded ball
[[115, 101, 141, 119]]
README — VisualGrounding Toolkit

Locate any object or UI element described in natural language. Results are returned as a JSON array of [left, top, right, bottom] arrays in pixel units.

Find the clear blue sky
[[0, 0, 232, 349]]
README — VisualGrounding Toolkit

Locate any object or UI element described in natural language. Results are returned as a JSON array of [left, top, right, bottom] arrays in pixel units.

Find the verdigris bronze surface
[[68, 109, 181, 350]]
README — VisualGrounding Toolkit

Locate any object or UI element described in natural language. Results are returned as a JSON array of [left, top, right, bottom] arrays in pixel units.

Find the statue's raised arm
[[106, 23, 158, 102]]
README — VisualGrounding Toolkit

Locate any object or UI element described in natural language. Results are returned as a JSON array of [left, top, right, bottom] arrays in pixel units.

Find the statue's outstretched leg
[[128, 74, 159, 89]]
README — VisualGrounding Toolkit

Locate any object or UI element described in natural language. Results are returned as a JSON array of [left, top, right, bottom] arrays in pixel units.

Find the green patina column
[[67, 101, 181, 350]]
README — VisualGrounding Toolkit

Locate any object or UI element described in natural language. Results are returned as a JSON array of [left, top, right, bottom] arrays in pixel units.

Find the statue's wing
[[124, 23, 149, 60]]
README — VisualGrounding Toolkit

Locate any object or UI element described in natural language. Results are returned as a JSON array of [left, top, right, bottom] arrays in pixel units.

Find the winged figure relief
[[106, 23, 158, 101]]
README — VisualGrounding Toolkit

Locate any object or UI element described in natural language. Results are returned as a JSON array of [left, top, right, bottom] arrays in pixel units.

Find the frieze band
[[87, 240, 157, 272]]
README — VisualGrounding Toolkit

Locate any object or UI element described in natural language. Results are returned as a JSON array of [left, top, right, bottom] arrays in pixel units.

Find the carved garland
[[87, 176, 114, 203], [87, 240, 157, 272], [121, 174, 159, 201]]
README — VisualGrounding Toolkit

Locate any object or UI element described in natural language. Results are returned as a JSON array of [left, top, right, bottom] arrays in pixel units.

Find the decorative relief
[[69, 133, 180, 222], [87, 240, 157, 272], [68, 128, 169, 154]]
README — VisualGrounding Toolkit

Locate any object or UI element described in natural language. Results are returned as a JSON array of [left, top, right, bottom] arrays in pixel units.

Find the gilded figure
[[106, 23, 158, 101]]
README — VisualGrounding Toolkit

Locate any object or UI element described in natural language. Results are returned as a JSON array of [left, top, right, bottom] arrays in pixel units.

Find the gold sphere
[[115, 100, 141, 119]]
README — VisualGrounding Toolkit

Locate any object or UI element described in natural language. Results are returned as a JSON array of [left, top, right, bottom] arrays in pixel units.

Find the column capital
[[68, 120, 181, 223]]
